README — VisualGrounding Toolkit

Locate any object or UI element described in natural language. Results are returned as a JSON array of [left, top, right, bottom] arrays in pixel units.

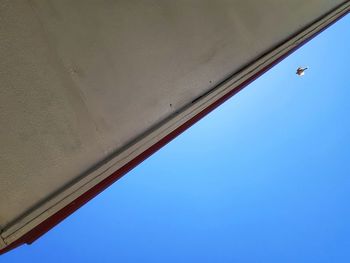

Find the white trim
[[0, 236, 6, 250]]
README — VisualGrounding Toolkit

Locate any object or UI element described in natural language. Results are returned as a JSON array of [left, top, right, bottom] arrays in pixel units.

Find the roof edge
[[1, 1, 349, 256]]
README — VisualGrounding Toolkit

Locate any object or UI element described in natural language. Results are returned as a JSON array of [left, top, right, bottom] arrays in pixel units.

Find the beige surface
[[0, 0, 348, 243]]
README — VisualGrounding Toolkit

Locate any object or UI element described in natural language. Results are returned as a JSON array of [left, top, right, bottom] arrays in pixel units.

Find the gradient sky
[[2, 14, 350, 263]]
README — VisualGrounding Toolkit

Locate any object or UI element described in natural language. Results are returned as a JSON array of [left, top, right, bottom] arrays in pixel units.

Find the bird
[[296, 67, 308, 76]]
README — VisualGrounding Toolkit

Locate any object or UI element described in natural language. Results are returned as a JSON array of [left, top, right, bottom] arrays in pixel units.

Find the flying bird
[[296, 67, 308, 76]]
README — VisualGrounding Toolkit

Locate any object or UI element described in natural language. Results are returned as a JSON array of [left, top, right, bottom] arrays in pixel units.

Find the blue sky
[[2, 14, 350, 263]]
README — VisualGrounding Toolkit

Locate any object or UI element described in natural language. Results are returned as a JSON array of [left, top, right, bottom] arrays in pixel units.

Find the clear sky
[[2, 14, 350, 263]]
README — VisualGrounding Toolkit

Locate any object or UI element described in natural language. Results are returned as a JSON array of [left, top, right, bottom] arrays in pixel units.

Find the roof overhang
[[1, 0, 349, 254]]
